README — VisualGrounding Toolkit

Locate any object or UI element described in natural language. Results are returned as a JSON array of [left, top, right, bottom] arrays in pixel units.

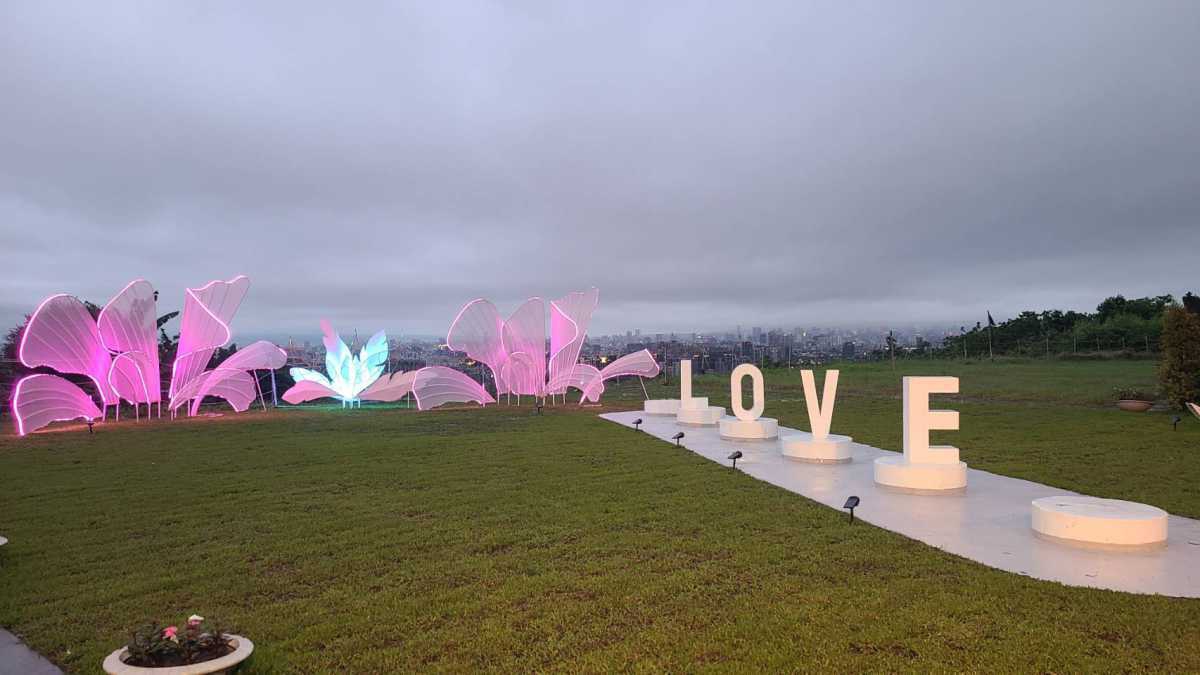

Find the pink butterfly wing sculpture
[[11, 374, 103, 436], [360, 370, 418, 402], [547, 363, 601, 399], [172, 370, 258, 415], [501, 351, 539, 397], [446, 299, 508, 395], [108, 352, 156, 408], [171, 340, 286, 416], [169, 276, 250, 403], [548, 288, 598, 395], [580, 349, 661, 403], [282, 379, 338, 404], [19, 294, 116, 406], [501, 298, 546, 397], [98, 279, 160, 405], [410, 366, 496, 410]]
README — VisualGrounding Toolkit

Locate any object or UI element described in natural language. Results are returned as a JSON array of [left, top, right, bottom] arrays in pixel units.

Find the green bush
[[1158, 305, 1200, 408]]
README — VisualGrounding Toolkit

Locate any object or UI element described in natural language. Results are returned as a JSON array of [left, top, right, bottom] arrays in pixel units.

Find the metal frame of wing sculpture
[[282, 321, 494, 410], [446, 288, 659, 406]]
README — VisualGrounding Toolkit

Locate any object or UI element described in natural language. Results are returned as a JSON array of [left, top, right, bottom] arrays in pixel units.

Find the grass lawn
[[1, 358, 1198, 672]]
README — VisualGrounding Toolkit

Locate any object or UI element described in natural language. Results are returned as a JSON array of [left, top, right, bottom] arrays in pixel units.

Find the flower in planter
[[122, 615, 236, 668]]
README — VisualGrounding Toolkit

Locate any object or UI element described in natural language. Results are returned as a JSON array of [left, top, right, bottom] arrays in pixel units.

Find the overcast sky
[[2, 2, 1198, 339]]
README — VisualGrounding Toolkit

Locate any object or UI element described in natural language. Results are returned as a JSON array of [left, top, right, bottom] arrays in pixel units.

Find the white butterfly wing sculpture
[[282, 323, 494, 410]]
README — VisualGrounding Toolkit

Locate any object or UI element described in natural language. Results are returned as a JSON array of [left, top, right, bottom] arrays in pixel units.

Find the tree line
[[939, 294, 1196, 358]]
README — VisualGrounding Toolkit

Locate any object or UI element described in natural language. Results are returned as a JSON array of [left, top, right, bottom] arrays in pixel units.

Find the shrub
[[1159, 305, 1200, 408], [1114, 387, 1154, 401]]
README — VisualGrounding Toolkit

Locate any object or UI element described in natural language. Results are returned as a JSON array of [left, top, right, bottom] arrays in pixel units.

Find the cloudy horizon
[[2, 2, 1198, 339]]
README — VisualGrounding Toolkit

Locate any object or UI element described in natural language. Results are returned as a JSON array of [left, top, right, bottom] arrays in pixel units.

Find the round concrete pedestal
[[643, 399, 681, 415], [719, 417, 779, 441], [1032, 496, 1168, 549], [676, 405, 726, 426], [873, 455, 967, 493], [780, 433, 853, 463]]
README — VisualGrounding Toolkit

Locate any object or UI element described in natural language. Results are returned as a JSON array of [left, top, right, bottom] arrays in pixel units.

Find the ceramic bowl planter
[[1116, 400, 1153, 412], [102, 635, 253, 675]]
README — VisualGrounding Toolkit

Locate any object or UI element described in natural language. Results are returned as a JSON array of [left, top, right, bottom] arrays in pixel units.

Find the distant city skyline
[[260, 319, 962, 351], [154, 297, 1169, 348]]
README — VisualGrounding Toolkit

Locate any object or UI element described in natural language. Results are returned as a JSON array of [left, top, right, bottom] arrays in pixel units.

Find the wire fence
[[937, 333, 1161, 360]]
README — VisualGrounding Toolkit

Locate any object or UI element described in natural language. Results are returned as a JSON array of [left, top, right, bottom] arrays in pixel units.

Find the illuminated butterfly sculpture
[[12, 276, 286, 435], [447, 288, 660, 404], [167, 276, 287, 418], [281, 321, 494, 410]]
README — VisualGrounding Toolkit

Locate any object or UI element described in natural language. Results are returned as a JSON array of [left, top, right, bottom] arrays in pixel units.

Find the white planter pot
[[1116, 399, 1153, 412], [103, 634, 253, 675]]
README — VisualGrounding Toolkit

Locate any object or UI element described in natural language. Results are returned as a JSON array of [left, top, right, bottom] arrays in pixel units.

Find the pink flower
[[187, 615, 204, 628], [163, 626, 178, 641]]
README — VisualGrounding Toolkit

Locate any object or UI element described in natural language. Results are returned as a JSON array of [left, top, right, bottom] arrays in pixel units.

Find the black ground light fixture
[[86, 421, 95, 434], [1173, 415, 1182, 431], [728, 450, 743, 469], [536, 402, 544, 415], [632, 418, 643, 431], [843, 495, 860, 523], [672, 431, 685, 446]]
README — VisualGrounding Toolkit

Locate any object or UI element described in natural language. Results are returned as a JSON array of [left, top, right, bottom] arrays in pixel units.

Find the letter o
[[730, 364, 765, 421]]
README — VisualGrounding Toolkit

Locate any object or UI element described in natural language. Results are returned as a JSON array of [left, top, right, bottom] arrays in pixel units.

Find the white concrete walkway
[[602, 411, 1200, 598], [0, 629, 61, 675]]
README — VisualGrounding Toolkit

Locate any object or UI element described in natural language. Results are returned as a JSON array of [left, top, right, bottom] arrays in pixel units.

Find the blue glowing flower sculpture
[[286, 320, 387, 407]]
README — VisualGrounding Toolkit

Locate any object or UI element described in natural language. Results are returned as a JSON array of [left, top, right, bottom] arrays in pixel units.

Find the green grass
[[1, 359, 1198, 672]]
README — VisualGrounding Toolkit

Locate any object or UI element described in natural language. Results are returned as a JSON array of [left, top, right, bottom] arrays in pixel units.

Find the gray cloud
[[2, 1, 1198, 338]]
